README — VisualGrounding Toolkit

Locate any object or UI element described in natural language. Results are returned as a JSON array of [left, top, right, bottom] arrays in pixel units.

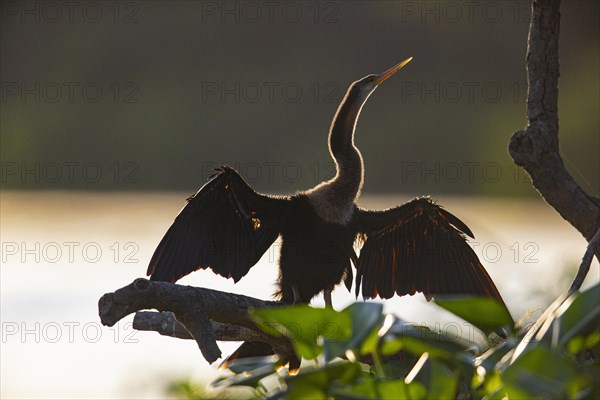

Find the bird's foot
[[324, 290, 332, 308], [292, 286, 301, 305]]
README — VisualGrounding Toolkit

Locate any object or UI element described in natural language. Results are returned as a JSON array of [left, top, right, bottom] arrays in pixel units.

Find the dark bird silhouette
[[147, 57, 508, 369]]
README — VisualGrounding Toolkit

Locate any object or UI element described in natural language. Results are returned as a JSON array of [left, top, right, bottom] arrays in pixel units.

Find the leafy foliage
[[211, 283, 599, 399]]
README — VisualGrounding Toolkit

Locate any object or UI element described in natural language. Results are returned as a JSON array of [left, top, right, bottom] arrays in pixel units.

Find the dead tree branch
[[569, 227, 600, 294], [508, 0, 600, 267], [133, 311, 278, 344], [98, 278, 294, 364]]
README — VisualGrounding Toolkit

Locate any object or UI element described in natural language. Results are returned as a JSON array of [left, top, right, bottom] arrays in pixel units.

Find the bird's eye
[[367, 76, 375, 83]]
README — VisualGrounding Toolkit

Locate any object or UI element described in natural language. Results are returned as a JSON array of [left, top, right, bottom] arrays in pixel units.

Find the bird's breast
[[303, 185, 356, 225]]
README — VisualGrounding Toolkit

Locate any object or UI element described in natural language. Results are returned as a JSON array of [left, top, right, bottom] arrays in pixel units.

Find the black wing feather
[[147, 166, 290, 283], [354, 197, 507, 308]]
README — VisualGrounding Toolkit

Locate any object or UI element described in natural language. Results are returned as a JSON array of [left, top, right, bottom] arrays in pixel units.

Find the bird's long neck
[[305, 88, 367, 224], [327, 89, 365, 200]]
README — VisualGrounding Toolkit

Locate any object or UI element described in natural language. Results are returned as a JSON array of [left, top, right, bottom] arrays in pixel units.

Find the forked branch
[[98, 278, 293, 364]]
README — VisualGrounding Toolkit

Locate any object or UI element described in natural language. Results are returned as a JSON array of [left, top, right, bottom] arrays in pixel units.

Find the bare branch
[[98, 279, 293, 364], [133, 311, 293, 353], [134, 311, 194, 340], [508, 0, 600, 264], [569, 227, 600, 295]]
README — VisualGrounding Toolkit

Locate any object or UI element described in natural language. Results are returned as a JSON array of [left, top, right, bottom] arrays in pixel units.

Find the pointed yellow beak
[[373, 57, 413, 85]]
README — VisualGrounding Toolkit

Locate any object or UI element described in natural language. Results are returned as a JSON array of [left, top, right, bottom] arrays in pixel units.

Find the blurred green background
[[1, 0, 598, 198]]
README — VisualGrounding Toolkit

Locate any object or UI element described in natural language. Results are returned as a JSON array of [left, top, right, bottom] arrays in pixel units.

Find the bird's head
[[348, 57, 413, 101]]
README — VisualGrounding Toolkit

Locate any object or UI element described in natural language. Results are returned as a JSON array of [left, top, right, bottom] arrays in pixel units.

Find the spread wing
[[147, 166, 290, 283], [354, 197, 506, 307]]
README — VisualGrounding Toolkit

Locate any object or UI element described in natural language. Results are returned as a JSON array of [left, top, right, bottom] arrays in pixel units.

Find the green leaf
[[556, 282, 600, 346], [330, 374, 379, 398], [382, 323, 473, 364], [347, 302, 384, 354], [424, 358, 459, 399], [377, 380, 427, 400], [380, 336, 404, 357], [435, 296, 514, 334], [585, 331, 600, 348], [251, 305, 351, 360], [502, 346, 581, 399], [567, 336, 585, 354], [285, 361, 362, 398], [286, 384, 326, 400], [253, 303, 385, 363], [331, 375, 426, 400], [378, 362, 418, 380], [481, 372, 506, 400], [324, 302, 385, 361]]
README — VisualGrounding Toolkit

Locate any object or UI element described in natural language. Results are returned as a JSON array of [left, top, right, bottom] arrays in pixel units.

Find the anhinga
[[147, 57, 507, 368]]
